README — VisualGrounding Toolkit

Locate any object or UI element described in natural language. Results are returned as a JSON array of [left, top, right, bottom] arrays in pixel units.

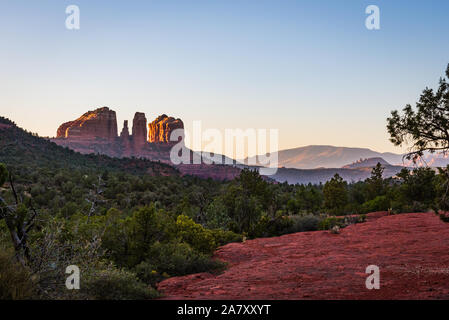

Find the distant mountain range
[[268, 163, 405, 185], [241, 145, 449, 184], [5, 108, 449, 185], [244, 145, 449, 169]]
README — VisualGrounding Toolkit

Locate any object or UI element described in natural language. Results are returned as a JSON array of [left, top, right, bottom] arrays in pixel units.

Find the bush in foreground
[[0, 248, 35, 300], [135, 241, 225, 284], [82, 264, 159, 300]]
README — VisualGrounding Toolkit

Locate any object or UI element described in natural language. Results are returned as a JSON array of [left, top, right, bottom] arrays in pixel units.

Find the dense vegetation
[[1, 114, 449, 300]]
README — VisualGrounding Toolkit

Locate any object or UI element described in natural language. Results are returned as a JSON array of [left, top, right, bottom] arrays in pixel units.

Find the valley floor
[[158, 212, 449, 299]]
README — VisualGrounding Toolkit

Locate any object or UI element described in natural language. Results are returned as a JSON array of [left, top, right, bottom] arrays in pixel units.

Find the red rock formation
[[120, 120, 130, 138], [132, 112, 147, 148], [119, 120, 132, 157], [158, 212, 449, 300], [56, 107, 118, 140], [148, 114, 184, 144], [52, 108, 241, 181], [56, 121, 75, 138]]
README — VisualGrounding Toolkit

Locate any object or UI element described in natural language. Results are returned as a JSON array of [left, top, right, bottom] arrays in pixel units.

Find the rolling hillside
[[0, 116, 179, 176]]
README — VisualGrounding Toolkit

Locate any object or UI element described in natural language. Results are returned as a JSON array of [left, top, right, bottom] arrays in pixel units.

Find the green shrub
[[204, 199, 232, 230], [60, 202, 79, 218], [251, 212, 293, 238], [285, 214, 321, 233], [361, 195, 389, 213], [82, 265, 159, 300], [134, 263, 167, 287], [136, 241, 225, 282], [317, 214, 366, 231], [392, 201, 428, 214], [176, 215, 216, 254], [318, 217, 342, 230], [0, 248, 36, 300], [210, 229, 243, 247]]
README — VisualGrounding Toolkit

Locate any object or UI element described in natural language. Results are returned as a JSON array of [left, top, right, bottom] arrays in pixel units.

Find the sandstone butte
[[53, 107, 184, 159], [148, 114, 184, 143], [158, 212, 449, 300], [51, 107, 241, 180], [56, 107, 118, 140], [56, 107, 153, 144]]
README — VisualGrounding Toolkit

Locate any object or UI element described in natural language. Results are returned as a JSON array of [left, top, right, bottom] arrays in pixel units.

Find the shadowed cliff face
[[132, 112, 147, 147], [148, 114, 184, 144], [120, 120, 129, 138]]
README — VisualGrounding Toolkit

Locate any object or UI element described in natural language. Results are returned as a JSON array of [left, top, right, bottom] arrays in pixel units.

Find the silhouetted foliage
[[387, 64, 449, 161]]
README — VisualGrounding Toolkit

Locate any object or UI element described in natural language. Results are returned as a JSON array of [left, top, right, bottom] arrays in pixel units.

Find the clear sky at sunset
[[1, 0, 449, 156]]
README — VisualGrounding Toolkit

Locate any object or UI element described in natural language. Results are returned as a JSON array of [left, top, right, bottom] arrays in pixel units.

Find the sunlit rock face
[[51, 108, 238, 181], [148, 114, 184, 144], [56, 107, 118, 140], [52, 108, 183, 161], [56, 121, 75, 139]]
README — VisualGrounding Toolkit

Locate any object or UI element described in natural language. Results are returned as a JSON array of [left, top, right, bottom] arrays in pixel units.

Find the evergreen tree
[[323, 173, 348, 215], [387, 64, 449, 161], [365, 162, 386, 200]]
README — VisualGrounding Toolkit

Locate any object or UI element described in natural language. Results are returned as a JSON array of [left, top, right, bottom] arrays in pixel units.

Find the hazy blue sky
[[1, 0, 448, 155]]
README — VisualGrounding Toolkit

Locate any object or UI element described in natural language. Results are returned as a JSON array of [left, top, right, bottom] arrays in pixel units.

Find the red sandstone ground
[[158, 212, 449, 299]]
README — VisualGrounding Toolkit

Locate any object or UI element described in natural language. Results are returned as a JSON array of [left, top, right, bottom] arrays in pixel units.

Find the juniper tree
[[387, 64, 449, 161], [387, 64, 449, 209]]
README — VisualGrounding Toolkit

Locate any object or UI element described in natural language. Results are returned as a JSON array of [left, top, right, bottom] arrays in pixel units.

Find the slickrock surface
[[148, 114, 184, 143], [158, 212, 449, 300]]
